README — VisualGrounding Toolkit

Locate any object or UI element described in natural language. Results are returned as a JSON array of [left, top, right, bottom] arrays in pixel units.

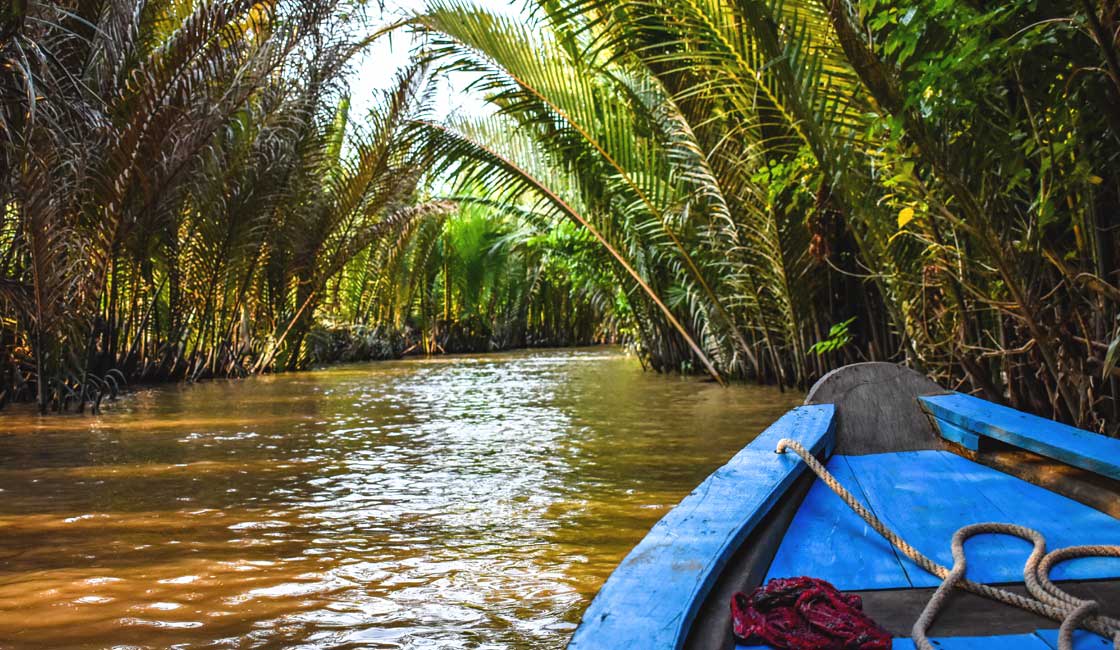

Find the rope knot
[[770, 434, 1120, 650]]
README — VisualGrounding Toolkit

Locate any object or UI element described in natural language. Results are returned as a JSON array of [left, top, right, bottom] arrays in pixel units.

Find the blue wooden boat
[[568, 363, 1120, 650]]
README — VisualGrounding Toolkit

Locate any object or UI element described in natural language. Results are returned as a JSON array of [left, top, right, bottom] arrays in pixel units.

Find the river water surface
[[0, 348, 801, 649]]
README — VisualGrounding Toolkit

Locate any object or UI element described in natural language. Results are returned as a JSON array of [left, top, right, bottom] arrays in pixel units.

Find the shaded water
[[0, 348, 802, 649]]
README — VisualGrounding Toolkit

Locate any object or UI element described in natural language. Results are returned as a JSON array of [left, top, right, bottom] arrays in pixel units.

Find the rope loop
[[774, 438, 1120, 650]]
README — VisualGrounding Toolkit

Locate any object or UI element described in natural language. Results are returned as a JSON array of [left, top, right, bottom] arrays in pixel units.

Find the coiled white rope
[[775, 438, 1120, 650]]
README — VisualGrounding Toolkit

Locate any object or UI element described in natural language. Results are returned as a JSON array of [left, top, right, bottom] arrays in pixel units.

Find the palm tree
[[412, 0, 1120, 432], [0, 1, 442, 410]]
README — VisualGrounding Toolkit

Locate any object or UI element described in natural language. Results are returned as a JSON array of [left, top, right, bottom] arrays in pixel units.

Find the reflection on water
[[0, 348, 802, 649]]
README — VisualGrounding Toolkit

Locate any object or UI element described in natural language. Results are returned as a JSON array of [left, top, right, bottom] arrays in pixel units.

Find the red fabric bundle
[[731, 577, 891, 649]]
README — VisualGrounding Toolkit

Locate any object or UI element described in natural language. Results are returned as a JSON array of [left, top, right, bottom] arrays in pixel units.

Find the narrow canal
[[0, 348, 801, 649]]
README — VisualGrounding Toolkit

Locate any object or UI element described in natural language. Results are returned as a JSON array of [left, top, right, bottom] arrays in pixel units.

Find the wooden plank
[[805, 362, 944, 454], [731, 580, 1120, 650], [935, 419, 981, 451], [843, 451, 1029, 588], [567, 405, 836, 650], [843, 451, 1120, 586], [854, 580, 1120, 638], [737, 634, 1053, 650], [934, 452, 1120, 582], [891, 634, 1053, 649], [962, 448, 1120, 519], [765, 455, 912, 590], [920, 393, 1120, 481], [683, 473, 814, 650], [1034, 628, 1114, 649]]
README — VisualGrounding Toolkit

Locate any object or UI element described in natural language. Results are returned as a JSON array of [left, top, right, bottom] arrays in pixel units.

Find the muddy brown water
[[0, 347, 801, 649]]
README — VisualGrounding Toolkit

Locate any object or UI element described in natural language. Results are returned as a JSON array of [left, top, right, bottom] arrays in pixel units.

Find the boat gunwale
[[568, 362, 1120, 650], [565, 404, 836, 650]]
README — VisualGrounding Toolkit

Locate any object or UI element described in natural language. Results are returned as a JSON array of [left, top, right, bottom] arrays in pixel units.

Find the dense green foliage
[[415, 0, 1120, 433], [0, 1, 611, 413], [314, 193, 614, 361], [0, 0, 432, 411], [3, 0, 1119, 433]]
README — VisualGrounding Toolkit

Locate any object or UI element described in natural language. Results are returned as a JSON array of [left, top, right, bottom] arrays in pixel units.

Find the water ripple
[[0, 347, 801, 649]]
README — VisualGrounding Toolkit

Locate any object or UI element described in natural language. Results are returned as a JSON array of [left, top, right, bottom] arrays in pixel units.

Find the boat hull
[[568, 363, 1120, 650]]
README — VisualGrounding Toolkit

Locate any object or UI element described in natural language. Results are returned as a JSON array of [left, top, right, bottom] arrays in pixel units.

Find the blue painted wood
[[1035, 628, 1114, 649], [737, 631, 1113, 650], [839, 451, 1120, 587], [567, 405, 836, 650], [891, 634, 1053, 649], [736, 629, 1113, 649], [737, 634, 1054, 650], [765, 455, 912, 590], [835, 451, 1024, 587], [934, 419, 981, 451], [934, 452, 1120, 582], [920, 392, 1120, 481]]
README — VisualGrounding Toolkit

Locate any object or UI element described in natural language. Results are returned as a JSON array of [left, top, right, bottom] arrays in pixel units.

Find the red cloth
[[731, 577, 891, 649]]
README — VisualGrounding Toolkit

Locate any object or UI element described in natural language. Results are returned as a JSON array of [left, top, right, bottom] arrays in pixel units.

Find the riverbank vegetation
[[415, 0, 1120, 433], [0, 0, 611, 412], [2, 0, 1119, 433]]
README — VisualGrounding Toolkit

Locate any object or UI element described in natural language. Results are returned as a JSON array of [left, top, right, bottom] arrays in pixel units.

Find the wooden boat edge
[[567, 362, 1120, 650], [565, 404, 836, 650]]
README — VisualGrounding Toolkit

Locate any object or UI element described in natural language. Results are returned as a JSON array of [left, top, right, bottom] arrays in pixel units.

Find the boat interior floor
[[686, 449, 1120, 650]]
